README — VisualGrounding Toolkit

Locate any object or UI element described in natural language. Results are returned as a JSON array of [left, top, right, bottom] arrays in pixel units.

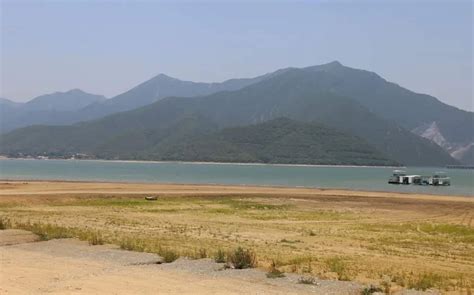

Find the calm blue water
[[0, 159, 472, 196]]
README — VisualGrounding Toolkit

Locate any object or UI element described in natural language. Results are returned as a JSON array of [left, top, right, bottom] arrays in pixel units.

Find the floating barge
[[446, 165, 474, 170], [388, 170, 450, 186]]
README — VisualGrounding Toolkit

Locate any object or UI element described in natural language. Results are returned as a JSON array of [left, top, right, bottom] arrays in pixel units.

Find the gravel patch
[[156, 257, 362, 295], [4, 237, 163, 265]]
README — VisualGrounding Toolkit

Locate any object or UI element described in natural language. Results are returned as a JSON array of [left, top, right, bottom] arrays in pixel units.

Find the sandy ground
[[0, 230, 363, 295], [0, 181, 471, 294], [0, 229, 39, 246]]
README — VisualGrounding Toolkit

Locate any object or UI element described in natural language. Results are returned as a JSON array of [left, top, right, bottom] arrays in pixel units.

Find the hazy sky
[[1, 0, 472, 111]]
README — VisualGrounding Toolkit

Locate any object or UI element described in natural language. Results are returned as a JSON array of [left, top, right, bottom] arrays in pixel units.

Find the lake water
[[0, 159, 473, 196]]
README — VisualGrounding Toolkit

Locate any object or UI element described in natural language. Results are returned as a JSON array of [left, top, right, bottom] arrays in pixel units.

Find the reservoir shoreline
[[1, 179, 473, 199], [1, 158, 472, 196], [1, 180, 473, 202], [0, 156, 404, 169]]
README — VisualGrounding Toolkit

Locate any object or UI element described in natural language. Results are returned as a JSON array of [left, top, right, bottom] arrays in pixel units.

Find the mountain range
[[0, 89, 106, 132], [0, 71, 280, 133], [1, 61, 472, 166]]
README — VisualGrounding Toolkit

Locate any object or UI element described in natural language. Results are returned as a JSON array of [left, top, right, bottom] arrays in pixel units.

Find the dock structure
[[388, 170, 451, 186]]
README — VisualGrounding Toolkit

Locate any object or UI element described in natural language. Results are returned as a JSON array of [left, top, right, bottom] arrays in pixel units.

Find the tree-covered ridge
[[0, 117, 398, 166], [151, 118, 398, 166]]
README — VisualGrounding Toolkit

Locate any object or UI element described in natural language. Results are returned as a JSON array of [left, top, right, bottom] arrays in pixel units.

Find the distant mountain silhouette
[[1, 89, 106, 132], [0, 71, 283, 133]]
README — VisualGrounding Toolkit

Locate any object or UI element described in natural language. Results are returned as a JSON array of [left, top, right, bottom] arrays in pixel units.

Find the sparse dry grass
[[0, 181, 473, 293]]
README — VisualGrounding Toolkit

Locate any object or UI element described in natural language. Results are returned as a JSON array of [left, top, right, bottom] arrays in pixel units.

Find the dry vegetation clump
[[12, 221, 74, 240], [160, 249, 180, 263], [88, 232, 105, 245], [118, 238, 180, 262], [227, 247, 256, 269], [266, 260, 285, 278], [360, 285, 383, 295], [214, 249, 226, 263], [298, 276, 317, 285], [0, 217, 11, 230], [407, 272, 445, 291], [195, 248, 207, 259], [325, 256, 350, 281], [6, 219, 109, 245]]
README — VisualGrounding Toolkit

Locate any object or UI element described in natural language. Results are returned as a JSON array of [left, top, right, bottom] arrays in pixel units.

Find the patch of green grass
[[216, 198, 291, 210], [144, 208, 181, 213], [360, 222, 474, 242], [242, 209, 356, 221], [419, 223, 474, 241], [70, 198, 152, 207], [205, 208, 234, 215]]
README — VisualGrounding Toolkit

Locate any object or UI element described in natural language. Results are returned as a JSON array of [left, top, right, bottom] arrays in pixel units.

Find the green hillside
[[152, 118, 398, 166], [0, 117, 397, 166]]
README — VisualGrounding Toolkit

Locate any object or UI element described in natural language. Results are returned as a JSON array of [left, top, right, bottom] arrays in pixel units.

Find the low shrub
[[119, 238, 136, 251], [227, 247, 256, 269], [88, 232, 104, 245], [214, 249, 226, 263], [160, 249, 179, 263]]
